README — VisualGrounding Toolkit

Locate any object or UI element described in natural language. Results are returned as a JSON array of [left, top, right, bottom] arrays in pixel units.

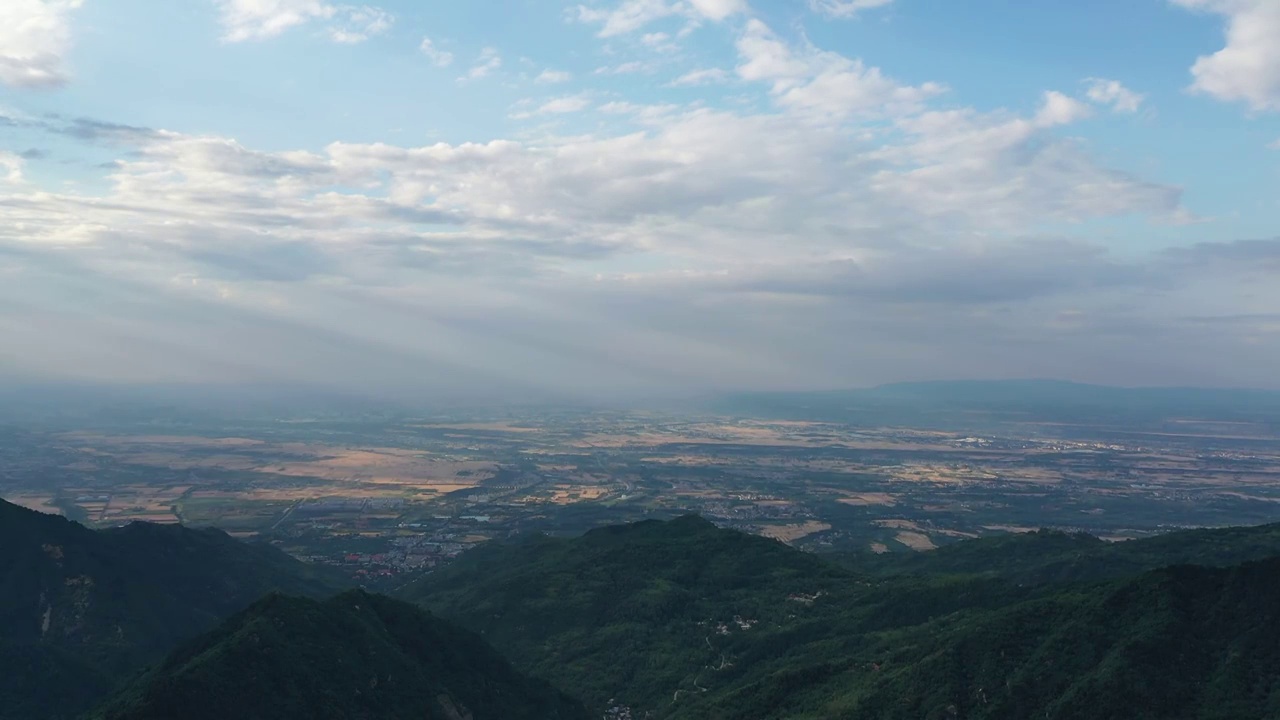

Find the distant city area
[[5, 385, 1280, 583]]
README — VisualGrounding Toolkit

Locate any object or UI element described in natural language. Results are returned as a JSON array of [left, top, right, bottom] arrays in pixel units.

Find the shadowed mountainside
[[0, 500, 348, 720], [87, 590, 591, 720]]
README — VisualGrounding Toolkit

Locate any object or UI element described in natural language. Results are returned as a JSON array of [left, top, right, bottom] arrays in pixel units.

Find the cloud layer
[[1173, 0, 1280, 111], [0, 0, 82, 88], [0, 1, 1276, 395]]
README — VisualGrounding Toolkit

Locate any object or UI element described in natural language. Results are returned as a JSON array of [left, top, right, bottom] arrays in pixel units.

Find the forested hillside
[[9, 499, 1280, 719], [0, 500, 347, 720], [88, 591, 590, 720], [407, 515, 1280, 719]]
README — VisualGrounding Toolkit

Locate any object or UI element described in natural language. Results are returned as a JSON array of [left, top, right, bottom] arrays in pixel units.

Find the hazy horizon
[[3, 377, 1279, 420], [3, 0, 1279, 397]]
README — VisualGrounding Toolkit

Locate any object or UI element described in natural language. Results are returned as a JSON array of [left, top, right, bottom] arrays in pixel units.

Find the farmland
[[4, 402, 1280, 582]]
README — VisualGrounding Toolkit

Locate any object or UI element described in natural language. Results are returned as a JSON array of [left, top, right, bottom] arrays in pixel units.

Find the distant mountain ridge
[[712, 378, 1280, 428], [855, 521, 1280, 585], [88, 590, 590, 720]]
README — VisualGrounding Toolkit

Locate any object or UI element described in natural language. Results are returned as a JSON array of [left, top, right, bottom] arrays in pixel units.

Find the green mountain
[[404, 515, 1280, 719], [88, 590, 591, 720], [12, 498, 1280, 719], [688, 557, 1280, 720], [400, 515, 857, 713], [0, 499, 347, 720]]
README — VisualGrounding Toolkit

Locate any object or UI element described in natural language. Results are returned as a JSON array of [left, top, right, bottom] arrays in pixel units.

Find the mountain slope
[[405, 515, 1280, 719], [88, 590, 590, 720], [723, 558, 1280, 720], [400, 515, 856, 714], [0, 499, 347, 720]]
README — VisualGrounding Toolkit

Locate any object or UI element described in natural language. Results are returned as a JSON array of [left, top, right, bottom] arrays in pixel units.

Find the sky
[[0, 0, 1278, 400]]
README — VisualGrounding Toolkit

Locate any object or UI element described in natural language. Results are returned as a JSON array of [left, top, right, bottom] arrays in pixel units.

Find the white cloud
[[640, 32, 677, 52], [574, 0, 678, 37], [573, 0, 742, 37], [3, 15, 1235, 394], [808, 0, 893, 18], [596, 101, 680, 121], [873, 99, 1176, 230], [0, 151, 24, 183], [736, 19, 944, 120], [686, 0, 747, 21], [459, 47, 501, 82], [667, 67, 728, 86], [5, 98, 1182, 282], [216, 0, 393, 44], [735, 19, 811, 83], [217, 0, 335, 41], [539, 95, 592, 113], [0, 0, 83, 88], [1083, 78, 1144, 113], [594, 60, 652, 75], [1171, 0, 1280, 111], [1034, 90, 1093, 127], [419, 37, 454, 67], [778, 63, 944, 120], [327, 6, 393, 44], [0, 112, 1225, 392], [511, 94, 592, 118], [535, 68, 572, 84]]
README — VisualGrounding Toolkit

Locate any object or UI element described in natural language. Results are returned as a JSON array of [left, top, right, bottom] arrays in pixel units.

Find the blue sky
[[0, 0, 1278, 397]]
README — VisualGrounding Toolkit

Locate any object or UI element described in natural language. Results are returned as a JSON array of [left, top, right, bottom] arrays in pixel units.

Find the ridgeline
[[8, 499, 1280, 718]]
